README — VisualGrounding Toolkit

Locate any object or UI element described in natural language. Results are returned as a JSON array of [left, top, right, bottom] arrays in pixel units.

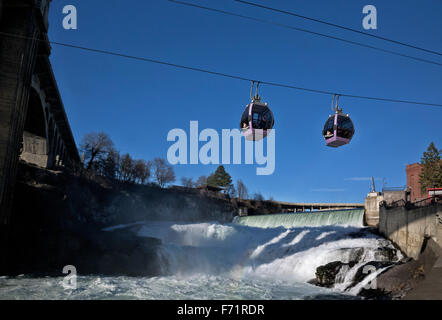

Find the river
[[0, 210, 402, 299]]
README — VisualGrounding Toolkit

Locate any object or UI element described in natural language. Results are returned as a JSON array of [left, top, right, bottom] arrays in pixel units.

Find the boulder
[[315, 261, 356, 288]]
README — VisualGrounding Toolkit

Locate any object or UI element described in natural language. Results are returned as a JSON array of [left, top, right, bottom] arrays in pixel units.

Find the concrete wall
[[20, 131, 48, 167], [365, 192, 383, 226], [364, 190, 408, 227], [383, 190, 409, 203], [379, 203, 442, 259]]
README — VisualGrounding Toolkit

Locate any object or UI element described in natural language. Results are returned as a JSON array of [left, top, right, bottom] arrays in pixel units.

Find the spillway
[[233, 209, 365, 229]]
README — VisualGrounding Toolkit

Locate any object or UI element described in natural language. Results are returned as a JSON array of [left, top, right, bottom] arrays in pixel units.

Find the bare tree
[[102, 148, 120, 179], [253, 192, 264, 201], [133, 159, 151, 184], [80, 132, 114, 172], [236, 179, 249, 200], [181, 177, 194, 188], [152, 157, 175, 187], [120, 153, 135, 183], [195, 175, 207, 187], [226, 184, 236, 198]]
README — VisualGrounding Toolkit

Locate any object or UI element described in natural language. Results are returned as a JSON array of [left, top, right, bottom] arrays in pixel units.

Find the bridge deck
[[274, 201, 364, 212], [276, 202, 364, 207]]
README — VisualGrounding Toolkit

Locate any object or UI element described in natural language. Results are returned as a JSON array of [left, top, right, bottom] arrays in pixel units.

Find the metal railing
[[381, 195, 441, 210], [413, 195, 441, 207]]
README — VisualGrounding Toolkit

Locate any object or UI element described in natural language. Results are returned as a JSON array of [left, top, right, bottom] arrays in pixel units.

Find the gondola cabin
[[323, 112, 355, 147], [240, 100, 274, 141]]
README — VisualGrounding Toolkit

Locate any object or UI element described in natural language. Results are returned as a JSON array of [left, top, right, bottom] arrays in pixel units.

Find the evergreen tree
[[419, 142, 442, 193], [207, 165, 232, 188]]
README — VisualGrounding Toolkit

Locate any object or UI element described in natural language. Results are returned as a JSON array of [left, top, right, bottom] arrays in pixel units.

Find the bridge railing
[[381, 195, 441, 210]]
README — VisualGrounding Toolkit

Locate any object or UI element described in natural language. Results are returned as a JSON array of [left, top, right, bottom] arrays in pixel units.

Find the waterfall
[[0, 218, 403, 299], [233, 209, 365, 229], [134, 219, 400, 293]]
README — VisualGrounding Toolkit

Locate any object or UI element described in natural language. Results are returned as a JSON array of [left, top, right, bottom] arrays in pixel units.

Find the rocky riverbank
[[310, 228, 402, 299], [313, 231, 442, 299], [2, 162, 235, 276]]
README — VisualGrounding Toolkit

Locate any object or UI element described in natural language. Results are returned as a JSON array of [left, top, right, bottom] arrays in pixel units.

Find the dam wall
[[234, 208, 365, 228], [379, 201, 442, 259]]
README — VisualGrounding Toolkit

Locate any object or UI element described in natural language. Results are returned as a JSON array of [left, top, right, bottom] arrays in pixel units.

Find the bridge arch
[[20, 87, 49, 167], [46, 115, 56, 167]]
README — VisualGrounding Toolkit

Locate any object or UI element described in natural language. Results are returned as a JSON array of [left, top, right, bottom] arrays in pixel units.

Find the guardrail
[[381, 195, 441, 210]]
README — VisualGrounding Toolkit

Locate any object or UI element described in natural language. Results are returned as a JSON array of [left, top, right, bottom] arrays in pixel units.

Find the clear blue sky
[[47, 0, 442, 203]]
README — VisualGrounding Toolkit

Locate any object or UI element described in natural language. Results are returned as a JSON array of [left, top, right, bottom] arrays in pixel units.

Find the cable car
[[240, 81, 274, 141], [323, 94, 355, 147]]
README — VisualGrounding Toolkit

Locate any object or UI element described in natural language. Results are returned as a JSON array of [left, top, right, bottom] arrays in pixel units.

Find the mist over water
[[0, 211, 402, 300], [138, 220, 396, 285]]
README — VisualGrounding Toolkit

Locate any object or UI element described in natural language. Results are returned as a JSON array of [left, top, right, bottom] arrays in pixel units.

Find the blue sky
[[47, 0, 442, 203]]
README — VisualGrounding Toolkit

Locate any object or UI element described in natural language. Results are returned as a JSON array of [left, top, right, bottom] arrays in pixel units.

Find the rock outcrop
[[314, 242, 402, 297], [3, 162, 235, 276]]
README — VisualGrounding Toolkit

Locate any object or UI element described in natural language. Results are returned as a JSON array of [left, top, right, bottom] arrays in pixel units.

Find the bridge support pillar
[[0, 1, 39, 272]]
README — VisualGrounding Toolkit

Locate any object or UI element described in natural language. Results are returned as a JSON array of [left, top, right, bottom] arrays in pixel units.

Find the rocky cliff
[[3, 162, 235, 276]]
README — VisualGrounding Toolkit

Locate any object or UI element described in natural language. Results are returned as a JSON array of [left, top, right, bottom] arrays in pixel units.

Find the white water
[[137, 221, 399, 284], [0, 213, 402, 300], [234, 209, 365, 228]]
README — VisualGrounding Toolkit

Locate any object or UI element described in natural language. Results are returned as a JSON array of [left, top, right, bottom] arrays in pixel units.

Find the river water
[[0, 210, 401, 300]]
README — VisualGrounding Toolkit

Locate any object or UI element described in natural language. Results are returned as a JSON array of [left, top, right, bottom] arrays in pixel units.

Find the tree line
[[181, 165, 266, 201], [80, 132, 270, 200], [80, 132, 175, 187]]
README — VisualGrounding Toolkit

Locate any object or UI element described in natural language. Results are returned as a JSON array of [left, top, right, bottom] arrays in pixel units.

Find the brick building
[[406, 163, 427, 202]]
